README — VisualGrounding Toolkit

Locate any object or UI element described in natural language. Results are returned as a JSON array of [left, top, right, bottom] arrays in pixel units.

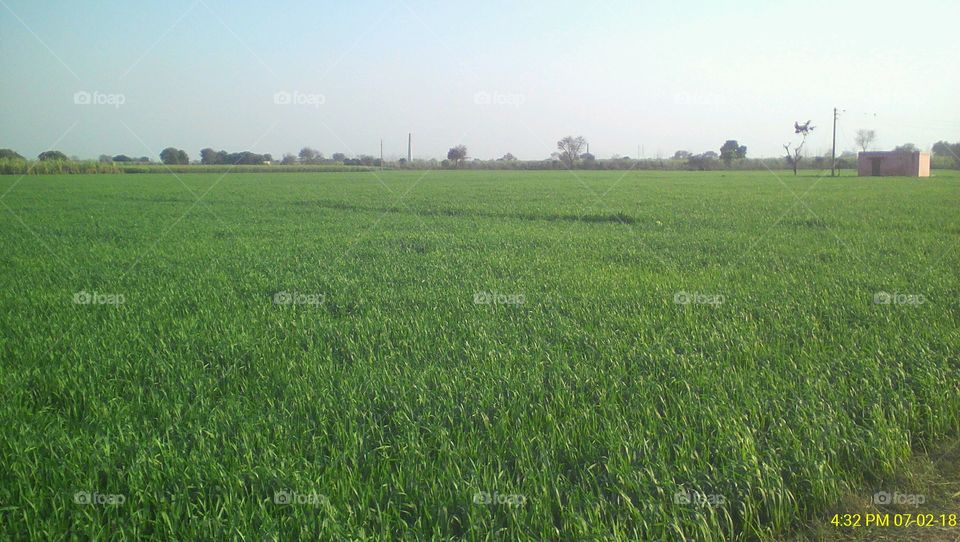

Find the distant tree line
[[285, 148, 383, 167], [199, 148, 272, 165], [1, 136, 958, 175], [101, 154, 152, 163], [0, 149, 122, 174], [419, 155, 858, 172]]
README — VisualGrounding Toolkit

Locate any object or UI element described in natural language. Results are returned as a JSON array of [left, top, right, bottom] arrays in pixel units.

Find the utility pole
[[407, 133, 411, 163], [831, 107, 838, 177], [380, 138, 383, 171]]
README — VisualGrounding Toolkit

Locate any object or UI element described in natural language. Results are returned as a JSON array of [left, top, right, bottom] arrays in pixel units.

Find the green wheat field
[[1, 170, 958, 540]]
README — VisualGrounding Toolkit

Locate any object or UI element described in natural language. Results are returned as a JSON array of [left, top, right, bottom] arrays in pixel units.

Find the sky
[[1, 0, 958, 161]]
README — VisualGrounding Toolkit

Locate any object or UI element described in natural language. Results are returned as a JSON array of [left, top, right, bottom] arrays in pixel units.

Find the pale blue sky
[[1, 0, 958, 160]]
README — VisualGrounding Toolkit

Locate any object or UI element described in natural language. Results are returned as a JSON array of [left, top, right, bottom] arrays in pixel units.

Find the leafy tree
[[38, 150, 68, 161], [719, 140, 747, 165], [112, 155, 133, 162], [784, 120, 814, 175], [299, 148, 321, 164], [673, 150, 691, 160], [160, 147, 189, 165], [281, 153, 297, 165], [836, 151, 858, 170], [447, 145, 467, 168], [499, 153, 517, 161], [932, 141, 955, 156], [893, 143, 917, 153], [557, 136, 587, 169], [581, 152, 595, 161], [342, 155, 377, 167], [686, 152, 719, 171], [199, 149, 270, 165], [0, 149, 25, 160], [854, 129, 876, 152], [98, 154, 113, 163], [331, 152, 347, 162], [200, 148, 222, 165], [932, 140, 960, 167], [224, 151, 269, 165]]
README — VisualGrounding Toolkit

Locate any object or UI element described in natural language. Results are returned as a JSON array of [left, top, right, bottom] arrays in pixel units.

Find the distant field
[[0, 170, 957, 540]]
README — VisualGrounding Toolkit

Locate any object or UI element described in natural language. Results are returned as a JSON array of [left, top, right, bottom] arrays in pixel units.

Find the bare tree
[[784, 120, 814, 176], [854, 129, 876, 152], [557, 136, 587, 169]]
